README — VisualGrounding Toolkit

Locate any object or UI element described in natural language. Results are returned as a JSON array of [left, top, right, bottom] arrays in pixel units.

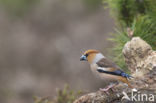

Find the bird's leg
[[99, 83, 117, 93], [110, 86, 116, 92]]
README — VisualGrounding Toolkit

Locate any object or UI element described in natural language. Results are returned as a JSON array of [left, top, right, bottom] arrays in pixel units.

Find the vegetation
[[34, 85, 82, 103], [104, 0, 156, 71]]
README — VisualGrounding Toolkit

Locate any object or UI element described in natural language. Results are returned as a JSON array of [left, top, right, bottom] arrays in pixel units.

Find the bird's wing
[[96, 58, 131, 78], [96, 58, 120, 70]]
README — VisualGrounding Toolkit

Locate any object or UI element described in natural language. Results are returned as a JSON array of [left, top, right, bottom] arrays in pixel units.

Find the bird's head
[[80, 49, 105, 64]]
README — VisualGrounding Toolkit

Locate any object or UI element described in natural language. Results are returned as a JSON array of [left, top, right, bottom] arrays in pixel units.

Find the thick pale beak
[[80, 55, 87, 61]]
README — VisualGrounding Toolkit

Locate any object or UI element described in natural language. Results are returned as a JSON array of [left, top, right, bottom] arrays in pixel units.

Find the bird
[[80, 49, 133, 92]]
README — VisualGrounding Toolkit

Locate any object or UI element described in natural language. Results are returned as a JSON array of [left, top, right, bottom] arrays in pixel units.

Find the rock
[[123, 37, 156, 89], [122, 37, 156, 75], [73, 86, 126, 103], [73, 87, 156, 103]]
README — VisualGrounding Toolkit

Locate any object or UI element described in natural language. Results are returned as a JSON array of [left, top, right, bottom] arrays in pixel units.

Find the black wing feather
[[97, 69, 131, 78]]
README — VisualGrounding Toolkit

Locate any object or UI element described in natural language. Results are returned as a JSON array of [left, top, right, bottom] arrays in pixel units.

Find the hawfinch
[[80, 49, 133, 92]]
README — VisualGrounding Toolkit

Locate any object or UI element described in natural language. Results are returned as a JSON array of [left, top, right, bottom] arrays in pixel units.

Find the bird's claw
[[99, 83, 116, 94], [100, 88, 110, 94]]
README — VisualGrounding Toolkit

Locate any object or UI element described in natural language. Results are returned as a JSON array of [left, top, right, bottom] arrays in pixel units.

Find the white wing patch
[[97, 67, 108, 71]]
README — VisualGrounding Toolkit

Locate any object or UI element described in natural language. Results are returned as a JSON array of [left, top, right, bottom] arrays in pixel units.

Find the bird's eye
[[85, 54, 89, 57]]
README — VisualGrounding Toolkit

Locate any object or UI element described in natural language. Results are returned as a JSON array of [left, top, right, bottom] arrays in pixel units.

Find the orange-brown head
[[80, 49, 104, 64]]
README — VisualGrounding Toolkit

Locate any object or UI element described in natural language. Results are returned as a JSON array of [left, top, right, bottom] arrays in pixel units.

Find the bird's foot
[[99, 84, 116, 94], [100, 88, 110, 94]]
